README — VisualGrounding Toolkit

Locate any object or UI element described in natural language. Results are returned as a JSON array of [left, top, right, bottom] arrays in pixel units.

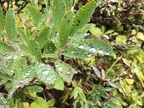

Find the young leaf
[[59, 11, 75, 47], [54, 76, 64, 90], [26, 5, 42, 26], [55, 60, 77, 83], [0, 42, 14, 53], [62, 39, 115, 58], [6, 9, 16, 41], [28, 40, 42, 61], [31, 97, 48, 108], [70, 0, 100, 36], [0, 6, 4, 30]]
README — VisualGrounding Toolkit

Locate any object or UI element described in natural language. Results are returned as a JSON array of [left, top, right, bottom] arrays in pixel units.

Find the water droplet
[[9, 68, 14, 73], [88, 53, 93, 57], [18, 80, 24, 87], [98, 50, 104, 55], [25, 73, 30, 76], [58, 67, 63, 72], [43, 70, 49, 75], [13, 56, 17, 59], [79, 44, 84, 49], [88, 44, 93, 48], [23, 75, 26, 78], [90, 48, 96, 53]]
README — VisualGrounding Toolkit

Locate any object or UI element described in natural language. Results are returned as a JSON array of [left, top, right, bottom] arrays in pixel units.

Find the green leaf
[[55, 60, 77, 83], [59, 11, 75, 47], [47, 99, 55, 107], [64, 0, 74, 10], [0, 42, 14, 53], [35, 63, 57, 84], [51, 0, 65, 31], [17, 27, 29, 44], [0, 96, 10, 108], [31, 97, 48, 108], [63, 39, 115, 58], [6, 9, 16, 41], [28, 40, 42, 61], [44, 41, 56, 53], [26, 5, 42, 26], [36, 13, 50, 27], [54, 76, 64, 90], [70, 0, 100, 36], [0, 6, 4, 30], [37, 27, 50, 46]]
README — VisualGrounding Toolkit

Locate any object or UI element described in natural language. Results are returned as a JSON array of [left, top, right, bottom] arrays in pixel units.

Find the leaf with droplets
[[62, 39, 115, 58], [70, 0, 100, 36], [35, 63, 57, 84], [0, 42, 14, 53], [55, 60, 77, 83], [8, 66, 36, 99], [0, 96, 10, 108], [6, 9, 16, 41]]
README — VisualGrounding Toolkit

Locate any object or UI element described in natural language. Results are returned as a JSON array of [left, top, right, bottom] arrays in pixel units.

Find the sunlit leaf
[[136, 32, 144, 41], [125, 79, 134, 85], [31, 97, 48, 108], [116, 35, 127, 44]]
